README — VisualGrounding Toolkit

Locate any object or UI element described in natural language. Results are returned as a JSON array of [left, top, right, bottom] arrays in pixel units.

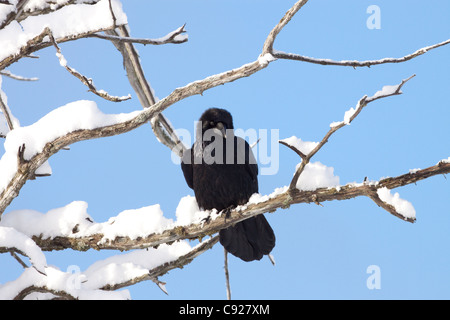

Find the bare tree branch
[[273, 38, 450, 67], [105, 25, 187, 156], [0, 93, 14, 131], [0, 70, 38, 81], [48, 32, 131, 102], [9, 251, 29, 269], [90, 24, 188, 45], [262, 0, 309, 55]]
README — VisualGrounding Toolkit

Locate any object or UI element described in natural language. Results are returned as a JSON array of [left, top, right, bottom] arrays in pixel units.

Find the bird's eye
[[216, 122, 225, 130], [209, 121, 215, 126]]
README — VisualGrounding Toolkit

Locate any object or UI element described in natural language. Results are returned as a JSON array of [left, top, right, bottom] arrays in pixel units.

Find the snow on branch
[[282, 74, 415, 193], [4, 158, 449, 256], [0, 226, 47, 275], [280, 75, 418, 220], [0, 100, 141, 215], [0, 0, 446, 220], [0, 75, 19, 138], [0, 227, 218, 299], [0, 0, 103, 31], [0, 0, 446, 233], [0, 0, 127, 71]]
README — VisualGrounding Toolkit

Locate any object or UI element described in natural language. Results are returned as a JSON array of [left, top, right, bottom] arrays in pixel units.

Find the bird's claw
[[201, 215, 211, 224], [221, 206, 234, 221]]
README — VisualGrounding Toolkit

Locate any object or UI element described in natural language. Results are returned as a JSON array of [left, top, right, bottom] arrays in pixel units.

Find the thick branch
[[0, 57, 268, 216], [0, 0, 100, 31], [0, 0, 447, 251], [1, 0, 446, 217], [0, 25, 124, 72], [27, 159, 450, 252], [106, 25, 187, 156], [14, 285, 76, 300]]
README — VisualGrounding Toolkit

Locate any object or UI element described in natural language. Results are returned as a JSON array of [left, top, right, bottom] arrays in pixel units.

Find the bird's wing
[[235, 136, 258, 190], [181, 147, 194, 189]]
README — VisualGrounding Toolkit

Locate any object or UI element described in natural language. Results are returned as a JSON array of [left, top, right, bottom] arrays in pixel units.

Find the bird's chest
[[192, 163, 254, 211]]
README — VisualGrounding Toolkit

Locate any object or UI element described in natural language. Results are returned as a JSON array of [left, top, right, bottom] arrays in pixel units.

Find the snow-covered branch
[[0, 232, 219, 300], [0, 0, 446, 250], [3, 158, 449, 256], [0, 226, 47, 275], [0, 0, 102, 31], [282, 74, 415, 192], [0, 0, 127, 71]]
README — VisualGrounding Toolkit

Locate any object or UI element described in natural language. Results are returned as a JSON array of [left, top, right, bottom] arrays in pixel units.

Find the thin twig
[[262, 0, 309, 55], [0, 70, 38, 81], [273, 39, 450, 67], [48, 32, 131, 102], [90, 24, 188, 45], [279, 140, 307, 159], [10, 251, 29, 269], [0, 92, 14, 131], [285, 75, 415, 192], [108, 0, 117, 29]]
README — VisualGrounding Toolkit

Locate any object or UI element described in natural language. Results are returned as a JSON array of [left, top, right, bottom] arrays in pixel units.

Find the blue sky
[[1, 0, 450, 299]]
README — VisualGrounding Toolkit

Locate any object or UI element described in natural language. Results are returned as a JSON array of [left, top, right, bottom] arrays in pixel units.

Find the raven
[[181, 108, 275, 262]]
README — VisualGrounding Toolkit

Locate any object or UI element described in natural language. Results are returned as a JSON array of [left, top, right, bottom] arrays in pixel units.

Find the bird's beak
[[215, 122, 227, 138]]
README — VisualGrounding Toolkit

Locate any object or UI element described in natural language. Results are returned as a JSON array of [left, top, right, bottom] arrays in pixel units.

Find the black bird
[[181, 108, 275, 262]]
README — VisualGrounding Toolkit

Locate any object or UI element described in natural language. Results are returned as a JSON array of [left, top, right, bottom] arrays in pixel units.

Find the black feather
[[181, 108, 275, 262]]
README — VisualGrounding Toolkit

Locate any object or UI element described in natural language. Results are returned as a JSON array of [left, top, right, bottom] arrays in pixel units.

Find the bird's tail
[[219, 215, 275, 262]]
